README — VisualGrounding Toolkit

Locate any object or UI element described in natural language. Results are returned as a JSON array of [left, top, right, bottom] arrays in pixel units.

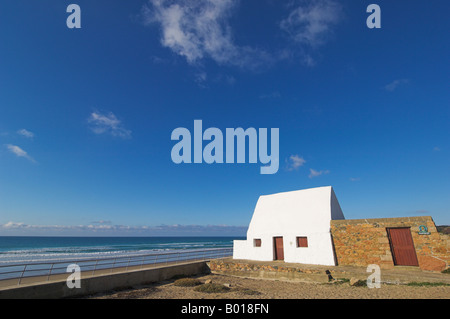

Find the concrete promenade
[[0, 259, 210, 299]]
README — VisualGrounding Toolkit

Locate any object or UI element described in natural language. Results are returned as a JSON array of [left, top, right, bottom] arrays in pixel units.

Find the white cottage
[[233, 186, 345, 266]]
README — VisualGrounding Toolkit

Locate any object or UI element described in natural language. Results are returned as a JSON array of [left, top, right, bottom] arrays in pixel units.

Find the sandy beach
[[87, 273, 450, 299]]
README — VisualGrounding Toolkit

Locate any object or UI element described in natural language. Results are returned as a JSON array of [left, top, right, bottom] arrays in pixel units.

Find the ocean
[[0, 236, 243, 264], [0, 236, 243, 281]]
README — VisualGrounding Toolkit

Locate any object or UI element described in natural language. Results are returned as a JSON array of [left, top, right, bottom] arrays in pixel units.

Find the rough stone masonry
[[330, 216, 449, 272]]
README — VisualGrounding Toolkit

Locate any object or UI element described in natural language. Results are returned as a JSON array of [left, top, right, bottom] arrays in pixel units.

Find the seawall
[[0, 261, 209, 299]]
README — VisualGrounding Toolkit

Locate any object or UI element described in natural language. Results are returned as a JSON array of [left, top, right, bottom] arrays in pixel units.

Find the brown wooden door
[[273, 237, 284, 260], [387, 228, 419, 266]]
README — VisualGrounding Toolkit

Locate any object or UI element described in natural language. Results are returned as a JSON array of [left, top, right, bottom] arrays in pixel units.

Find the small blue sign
[[418, 225, 431, 235]]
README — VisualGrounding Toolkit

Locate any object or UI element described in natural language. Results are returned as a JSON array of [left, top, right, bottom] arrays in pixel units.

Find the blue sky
[[0, 0, 449, 236]]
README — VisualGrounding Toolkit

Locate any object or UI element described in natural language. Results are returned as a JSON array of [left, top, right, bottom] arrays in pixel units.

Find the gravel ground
[[88, 273, 450, 299]]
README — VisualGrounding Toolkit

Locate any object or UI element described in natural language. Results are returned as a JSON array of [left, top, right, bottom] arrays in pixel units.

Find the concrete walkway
[[0, 258, 212, 290], [0, 260, 210, 299]]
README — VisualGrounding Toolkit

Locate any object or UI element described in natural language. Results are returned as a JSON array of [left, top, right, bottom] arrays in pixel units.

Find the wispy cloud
[[5, 144, 36, 163], [309, 168, 329, 178], [194, 71, 208, 88], [142, 0, 342, 74], [0, 221, 247, 236], [384, 79, 409, 92], [87, 111, 131, 139], [142, 0, 273, 70], [349, 177, 360, 182], [302, 54, 316, 67], [280, 0, 342, 48], [213, 74, 236, 85], [433, 146, 441, 152], [2, 221, 26, 229], [17, 129, 34, 139], [286, 155, 306, 171]]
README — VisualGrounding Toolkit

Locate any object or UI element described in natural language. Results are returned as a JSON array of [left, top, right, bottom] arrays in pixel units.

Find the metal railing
[[0, 247, 232, 286]]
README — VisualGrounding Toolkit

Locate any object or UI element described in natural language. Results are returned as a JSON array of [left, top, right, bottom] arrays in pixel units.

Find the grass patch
[[351, 280, 368, 287], [442, 268, 450, 274], [406, 282, 450, 287], [173, 278, 202, 287], [333, 278, 351, 285], [193, 283, 230, 293]]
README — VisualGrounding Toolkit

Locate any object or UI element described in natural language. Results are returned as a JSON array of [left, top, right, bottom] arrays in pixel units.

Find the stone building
[[233, 186, 449, 272], [331, 216, 449, 272], [233, 186, 344, 265]]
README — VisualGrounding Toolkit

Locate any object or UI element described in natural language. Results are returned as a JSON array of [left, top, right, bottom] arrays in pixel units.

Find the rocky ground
[[87, 273, 450, 299]]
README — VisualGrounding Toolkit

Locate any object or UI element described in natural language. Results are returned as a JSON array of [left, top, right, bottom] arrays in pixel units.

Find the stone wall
[[208, 259, 334, 283], [330, 216, 449, 272]]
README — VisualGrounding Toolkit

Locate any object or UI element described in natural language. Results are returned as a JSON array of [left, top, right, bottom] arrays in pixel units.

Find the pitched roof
[[247, 186, 345, 236]]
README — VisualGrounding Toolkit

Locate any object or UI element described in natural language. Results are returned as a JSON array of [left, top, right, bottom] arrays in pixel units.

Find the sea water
[[0, 236, 243, 280], [0, 236, 241, 264]]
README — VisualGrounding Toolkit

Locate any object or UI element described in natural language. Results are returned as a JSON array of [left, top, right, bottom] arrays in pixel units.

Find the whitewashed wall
[[233, 186, 345, 266]]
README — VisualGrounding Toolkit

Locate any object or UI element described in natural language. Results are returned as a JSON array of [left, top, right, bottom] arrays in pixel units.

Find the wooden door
[[273, 237, 284, 261], [387, 228, 419, 266]]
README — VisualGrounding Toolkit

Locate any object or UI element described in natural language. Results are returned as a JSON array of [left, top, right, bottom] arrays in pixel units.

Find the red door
[[387, 228, 419, 266], [273, 237, 284, 261]]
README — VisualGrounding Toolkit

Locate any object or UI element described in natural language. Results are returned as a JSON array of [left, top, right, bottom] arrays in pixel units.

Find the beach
[[87, 273, 450, 299]]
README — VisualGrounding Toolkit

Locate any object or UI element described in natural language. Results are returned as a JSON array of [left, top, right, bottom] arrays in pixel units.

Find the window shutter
[[297, 237, 308, 247]]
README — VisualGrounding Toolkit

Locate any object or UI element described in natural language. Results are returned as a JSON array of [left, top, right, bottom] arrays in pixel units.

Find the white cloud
[[5, 144, 36, 163], [349, 177, 360, 182], [2, 221, 26, 229], [142, 0, 343, 73], [87, 111, 131, 139], [433, 146, 441, 152], [309, 168, 329, 178], [142, 0, 272, 69], [384, 79, 409, 92], [286, 155, 306, 171], [17, 129, 34, 139], [280, 0, 342, 48]]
